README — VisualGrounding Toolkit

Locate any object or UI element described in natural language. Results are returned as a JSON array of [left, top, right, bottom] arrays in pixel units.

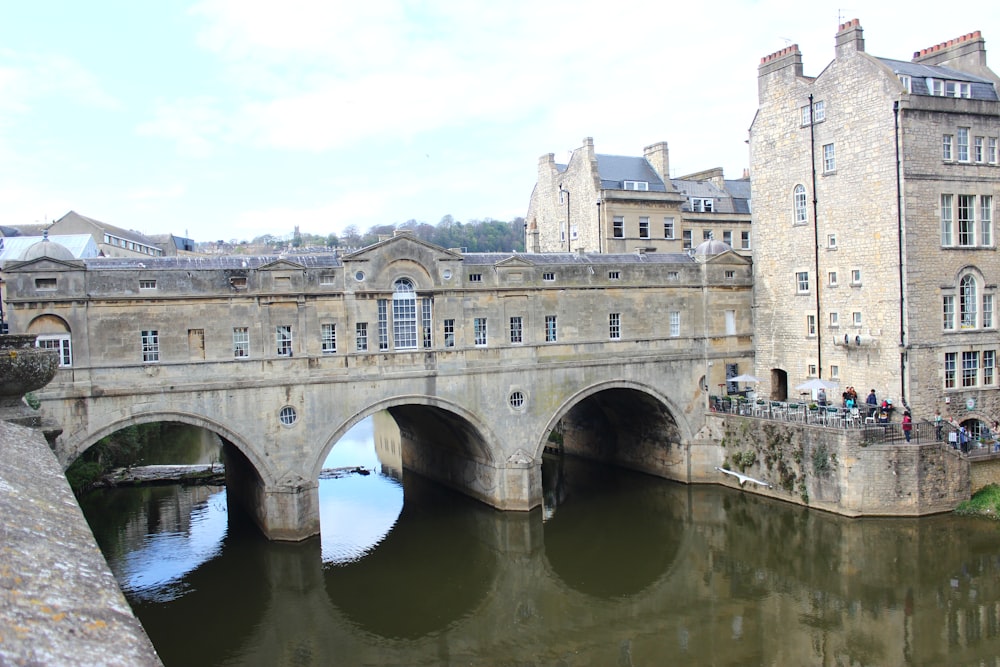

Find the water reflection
[[80, 422, 1000, 667]]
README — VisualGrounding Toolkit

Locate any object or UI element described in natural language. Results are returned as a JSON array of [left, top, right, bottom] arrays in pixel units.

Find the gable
[[258, 259, 307, 271], [3, 256, 86, 272]]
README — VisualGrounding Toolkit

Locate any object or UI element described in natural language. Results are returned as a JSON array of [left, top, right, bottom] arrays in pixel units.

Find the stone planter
[[0, 334, 59, 425]]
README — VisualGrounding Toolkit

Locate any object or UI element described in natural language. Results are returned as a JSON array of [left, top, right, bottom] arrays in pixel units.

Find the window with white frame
[[545, 315, 557, 342], [321, 323, 337, 354], [613, 216, 624, 238], [469, 273, 482, 282], [663, 217, 675, 239], [958, 127, 970, 162], [982, 195, 993, 246], [990, 137, 998, 164], [944, 352, 957, 388], [377, 300, 389, 350], [444, 319, 455, 347], [984, 294, 994, 329], [960, 274, 978, 328], [976, 136, 985, 163], [391, 279, 418, 350], [828, 271, 838, 287], [943, 134, 954, 161], [829, 312, 839, 327], [796, 271, 810, 294], [851, 269, 862, 285], [943, 295, 955, 330], [808, 364, 817, 377], [422, 298, 432, 348], [36, 334, 72, 367], [682, 230, 692, 249], [898, 74, 911, 92], [542, 272, 555, 281], [691, 198, 714, 212], [571, 224, 578, 240], [142, 330, 160, 363], [474, 318, 487, 346], [609, 313, 621, 340], [801, 104, 812, 126], [827, 233, 837, 248], [985, 350, 997, 385], [813, 100, 825, 122], [608, 271, 620, 280], [276, 325, 293, 356], [509, 316, 522, 344], [963, 351, 979, 387], [356, 322, 368, 351], [852, 312, 862, 327], [139, 279, 156, 290], [807, 314, 816, 336], [822, 144, 835, 172], [959, 195, 976, 246], [623, 181, 648, 191], [232, 327, 249, 358], [830, 364, 839, 380], [941, 194, 954, 246], [669, 311, 680, 337], [741, 231, 750, 249], [723, 231, 732, 246], [638, 217, 649, 239]]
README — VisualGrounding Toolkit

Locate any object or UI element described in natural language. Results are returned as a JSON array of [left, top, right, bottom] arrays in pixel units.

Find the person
[[866, 389, 878, 416], [818, 388, 827, 406], [902, 411, 913, 442], [934, 410, 943, 441], [959, 426, 970, 453]]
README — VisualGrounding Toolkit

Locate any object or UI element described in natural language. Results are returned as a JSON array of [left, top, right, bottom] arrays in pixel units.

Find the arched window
[[793, 185, 808, 224], [392, 278, 418, 350], [960, 274, 977, 328]]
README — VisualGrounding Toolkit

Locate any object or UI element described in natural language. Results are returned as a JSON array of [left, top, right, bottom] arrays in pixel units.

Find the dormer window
[[898, 75, 911, 93], [927, 78, 971, 98], [691, 198, 714, 212], [623, 181, 648, 191]]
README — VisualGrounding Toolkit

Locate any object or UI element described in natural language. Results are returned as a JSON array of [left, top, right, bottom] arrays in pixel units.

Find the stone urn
[[0, 333, 59, 426]]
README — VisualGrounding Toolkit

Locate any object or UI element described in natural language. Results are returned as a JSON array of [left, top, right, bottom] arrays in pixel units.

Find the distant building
[[750, 20, 1000, 434], [46, 211, 165, 259], [525, 137, 751, 255]]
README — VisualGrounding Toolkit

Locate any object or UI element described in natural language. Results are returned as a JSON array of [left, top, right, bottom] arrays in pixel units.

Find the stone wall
[[970, 454, 1000, 493], [0, 420, 161, 666]]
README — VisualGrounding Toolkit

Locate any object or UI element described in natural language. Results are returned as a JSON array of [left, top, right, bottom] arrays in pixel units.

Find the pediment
[[3, 256, 85, 272], [258, 259, 307, 271], [703, 249, 751, 265], [343, 234, 462, 263], [494, 255, 535, 268]]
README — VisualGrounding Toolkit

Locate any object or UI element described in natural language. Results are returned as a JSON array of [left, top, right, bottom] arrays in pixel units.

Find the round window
[[355, 271, 365, 282], [279, 406, 297, 426], [509, 391, 526, 410], [443, 269, 453, 280]]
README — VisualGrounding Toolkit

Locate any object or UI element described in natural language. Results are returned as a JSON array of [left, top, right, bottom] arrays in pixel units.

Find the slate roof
[[53, 211, 161, 246], [878, 58, 999, 101], [671, 177, 752, 214], [0, 235, 100, 264], [595, 155, 669, 192]]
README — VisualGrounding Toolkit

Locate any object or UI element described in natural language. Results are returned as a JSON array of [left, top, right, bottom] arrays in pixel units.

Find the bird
[[715, 467, 771, 488]]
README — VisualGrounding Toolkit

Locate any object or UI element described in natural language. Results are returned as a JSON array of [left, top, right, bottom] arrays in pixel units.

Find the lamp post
[[559, 184, 571, 252]]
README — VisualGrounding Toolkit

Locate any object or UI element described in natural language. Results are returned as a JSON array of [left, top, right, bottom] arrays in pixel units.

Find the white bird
[[715, 466, 771, 488]]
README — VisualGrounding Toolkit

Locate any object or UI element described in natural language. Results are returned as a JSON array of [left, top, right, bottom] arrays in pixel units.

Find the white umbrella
[[795, 378, 839, 391], [729, 374, 761, 383]]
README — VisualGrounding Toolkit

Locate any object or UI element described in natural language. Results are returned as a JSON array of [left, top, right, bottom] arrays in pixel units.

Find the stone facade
[[525, 137, 752, 256], [750, 20, 1000, 434]]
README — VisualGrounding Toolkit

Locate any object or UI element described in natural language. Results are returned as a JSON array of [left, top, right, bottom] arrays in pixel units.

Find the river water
[[78, 419, 1000, 666]]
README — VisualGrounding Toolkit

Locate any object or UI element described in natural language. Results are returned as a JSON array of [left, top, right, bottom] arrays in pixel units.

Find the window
[[801, 104, 812, 126], [741, 231, 750, 249], [808, 364, 817, 377], [469, 273, 482, 282], [957, 195, 977, 247], [941, 194, 954, 246], [669, 311, 680, 337], [279, 406, 297, 426], [793, 184, 808, 224], [945, 352, 957, 388], [422, 299, 432, 348], [36, 335, 72, 367], [545, 315, 557, 342], [233, 327, 249, 358], [724, 270, 735, 279], [474, 318, 487, 347], [807, 314, 816, 336], [356, 322, 368, 351], [703, 230, 712, 241], [827, 233, 837, 248], [796, 271, 810, 294], [984, 294, 994, 329], [638, 217, 649, 239], [943, 134, 953, 161], [613, 216, 624, 238], [392, 279, 418, 351], [571, 224, 578, 240], [852, 312, 862, 327], [982, 195, 993, 246], [822, 143, 835, 172], [321, 323, 337, 354], [667, 271, 679, 281], [985, 350, 996, 385], [958, 128, 970, 162], [34, 278, 56, 290], [623, 180, 649, 191], [543, 272, 555, 281], [898, 74, 911, 92], [139, 280, 156, 290], [608, 271, 620, 280], [963, 351, 979, 387], [444, 319, 455, 347], [725, 310, 736, 335], [828, 271, 838, 287], [830, 364, 839, 380], [320, 272, 336, 285], [609, 313, 621, 340], [723, 231, 732, 246], [975, 137, 985, 163], [509, 316, 522, 344], [142, 330, 159, 363], [691, 198, 714, 212], [682, 230, 693, 250], [276, 325, 293, 356], [663, 217, 675, 239], [829, 312, 839, 327], [377, 300, 389, 351], [814, 100, 825, 122], [990, 137, 998, 164], [960, 275, 977, 328], [943, 295, 955, 330], [230, 276, 247, 289], [851, 269, 862, 286]]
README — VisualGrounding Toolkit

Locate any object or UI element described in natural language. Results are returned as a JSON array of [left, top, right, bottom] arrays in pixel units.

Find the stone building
[[750, 19, 1000, 434], [46, 210, 165, 258], [525, 137, 751, 255]]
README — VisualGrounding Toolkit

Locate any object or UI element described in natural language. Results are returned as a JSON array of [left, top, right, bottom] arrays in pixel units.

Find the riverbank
[[955, 483, 1000, 520]]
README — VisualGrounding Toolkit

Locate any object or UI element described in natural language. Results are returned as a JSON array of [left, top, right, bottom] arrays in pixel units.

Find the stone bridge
[[4, 233, 754, 539]]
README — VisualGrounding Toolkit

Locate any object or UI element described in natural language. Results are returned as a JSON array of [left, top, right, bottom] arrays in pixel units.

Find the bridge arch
[[537, 380, 691, 480]]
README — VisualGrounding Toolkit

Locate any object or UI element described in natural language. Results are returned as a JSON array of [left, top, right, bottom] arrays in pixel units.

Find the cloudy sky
[[1, 1, 997, 243]]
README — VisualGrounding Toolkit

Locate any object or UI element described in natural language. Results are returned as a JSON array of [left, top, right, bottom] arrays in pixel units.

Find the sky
[[1, 1, 997, 243]]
